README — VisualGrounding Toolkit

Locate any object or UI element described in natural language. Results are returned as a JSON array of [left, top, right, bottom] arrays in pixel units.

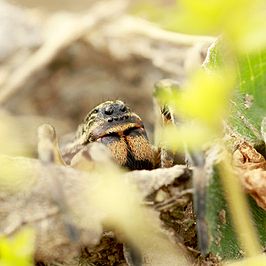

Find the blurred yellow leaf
[[0, 155, 37, 192], [0, 228, 35, 266], [133, 0, 266, 52], [155, 69, 234, 150], [0, 117, 31, 157], [176, 70, 234, 126], [177, 0, 266, 52], [160, 123, 216, 151], [225, 254, 266, 266], [158, 70, 234, 127]]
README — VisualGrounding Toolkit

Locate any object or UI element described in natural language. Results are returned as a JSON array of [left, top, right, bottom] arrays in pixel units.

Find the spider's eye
[[104, 106, 113, 115], [92, 108, 99, 114], [120, 105, 127, 112]]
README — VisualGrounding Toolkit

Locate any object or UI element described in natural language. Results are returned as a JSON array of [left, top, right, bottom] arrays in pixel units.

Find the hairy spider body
[[73, 100, 154, 170]]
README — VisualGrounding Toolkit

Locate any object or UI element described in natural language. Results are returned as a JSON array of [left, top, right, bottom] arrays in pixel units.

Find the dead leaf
[[233, 141, 266, 210]]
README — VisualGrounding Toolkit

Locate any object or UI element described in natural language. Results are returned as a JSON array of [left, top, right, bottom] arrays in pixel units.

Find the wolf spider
[[39, 80, 184, 171]]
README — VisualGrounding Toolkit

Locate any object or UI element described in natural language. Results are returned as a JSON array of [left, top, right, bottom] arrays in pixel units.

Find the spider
[[41, 80, 183, 171], [62, 100, 156, 170]]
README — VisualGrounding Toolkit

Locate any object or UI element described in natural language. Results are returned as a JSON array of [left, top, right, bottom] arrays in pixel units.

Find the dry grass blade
[[125, 164, 190, 197]]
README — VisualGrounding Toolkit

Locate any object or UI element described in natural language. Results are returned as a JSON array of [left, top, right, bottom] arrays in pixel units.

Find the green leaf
[[205, 166, 266, 259], [201, 42, 266, 259], [205, 43, 266, 146]]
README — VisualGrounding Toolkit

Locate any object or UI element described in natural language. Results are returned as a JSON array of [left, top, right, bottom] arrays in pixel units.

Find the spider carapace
[[75, 100, 155, 170]]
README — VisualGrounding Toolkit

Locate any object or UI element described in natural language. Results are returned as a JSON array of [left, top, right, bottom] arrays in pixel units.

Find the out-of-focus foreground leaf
[[226, 254, 266, 266], [201, 42, 266, 259], [132, 0, 266, 52], [0, 228, 35, 266]]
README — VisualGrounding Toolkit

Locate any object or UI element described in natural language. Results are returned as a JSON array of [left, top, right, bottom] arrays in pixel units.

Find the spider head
[[76, 100, 154, 170], [77, 100, 144, 143]]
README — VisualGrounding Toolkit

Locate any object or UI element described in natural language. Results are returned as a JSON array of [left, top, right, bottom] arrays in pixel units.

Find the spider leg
[[153, 79, 185, 168], [153, 79, 209, 255], [70, 142, 114, 171], [37, 123, 66, 165], [70, 147, 96, 171], [37, 124, 79, 242]]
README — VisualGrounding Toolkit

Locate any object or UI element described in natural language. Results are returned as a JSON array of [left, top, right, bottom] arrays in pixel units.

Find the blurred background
[[0, 0, 213, 157]]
